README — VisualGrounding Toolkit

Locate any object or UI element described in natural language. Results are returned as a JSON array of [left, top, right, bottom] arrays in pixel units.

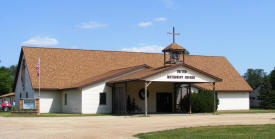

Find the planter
[[11, 111, 39, 116]]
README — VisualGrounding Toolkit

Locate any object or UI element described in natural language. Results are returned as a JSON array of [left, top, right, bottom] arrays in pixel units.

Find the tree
[[8, 65, 17, 86], [270, 69, 275, 90], [0, 67, 12, 95], [9, 65, 17, 79], [0, 65, 17, 95], [259, 76, 275, 109], [244, 69, 266, 89]]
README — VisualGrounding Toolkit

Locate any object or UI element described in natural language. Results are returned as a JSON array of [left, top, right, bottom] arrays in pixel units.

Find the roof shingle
[[20, 46, 252, 92], [162, 43, 186, 52]]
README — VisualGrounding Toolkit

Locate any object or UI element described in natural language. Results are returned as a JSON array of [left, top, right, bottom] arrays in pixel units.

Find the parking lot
[[1, 113, 275, 139]]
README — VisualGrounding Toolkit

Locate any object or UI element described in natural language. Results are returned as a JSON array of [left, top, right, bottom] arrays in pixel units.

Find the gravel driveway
[[1, 113, 275, 139]]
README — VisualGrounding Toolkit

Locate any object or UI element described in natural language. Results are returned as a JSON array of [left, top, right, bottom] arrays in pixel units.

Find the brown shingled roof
[[68, 64, 151, 89], [19, 47, 164, 90], [16, 46, 252, 92], [185, 55, 253, 92], [0, 92, 15, 98], [162, 43, 186, 52]]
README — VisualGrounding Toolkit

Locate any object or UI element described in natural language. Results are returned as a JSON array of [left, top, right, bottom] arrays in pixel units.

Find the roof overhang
[[62, 64, 151, 89], [192, 84, 253, 92], [0, 92, 15, 98]]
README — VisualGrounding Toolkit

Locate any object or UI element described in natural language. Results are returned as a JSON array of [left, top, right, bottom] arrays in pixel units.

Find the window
[[64, 94, 67, 105], [99, 92, 106, 105], [21, 59, 26, 90], [26, 92, 28, 98], [20, 93, 22, 98]]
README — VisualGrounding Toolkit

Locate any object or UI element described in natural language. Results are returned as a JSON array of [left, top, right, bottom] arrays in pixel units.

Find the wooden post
[[19, 99, 23, 111], [144, 81, 152, 117], [213, 82, 216, 114], [188, 83, 192, 114], [36, 98, 40, 115]]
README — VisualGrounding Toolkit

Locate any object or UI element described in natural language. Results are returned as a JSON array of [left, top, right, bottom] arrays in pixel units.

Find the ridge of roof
[[22, 46, 227, 58], [22, 46, 163, 55], [21, 46, 229, 58]]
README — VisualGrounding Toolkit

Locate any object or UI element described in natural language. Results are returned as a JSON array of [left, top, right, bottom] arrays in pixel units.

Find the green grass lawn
[[0, 111, 110, 117], [135, 124, 275, 139], [216, 109, 275, 114]]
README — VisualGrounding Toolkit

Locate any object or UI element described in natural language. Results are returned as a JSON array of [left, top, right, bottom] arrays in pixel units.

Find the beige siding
[[62, 89, 82, 113], [82, 82, 112, 114], [217, 92, 250, 110], [34, 91, 62, 113]]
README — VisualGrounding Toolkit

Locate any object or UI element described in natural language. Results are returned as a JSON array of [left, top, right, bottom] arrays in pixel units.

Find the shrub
[[11, 106, 17, 111], [181, 90, 219, 113], [127, 95, 140, 113]]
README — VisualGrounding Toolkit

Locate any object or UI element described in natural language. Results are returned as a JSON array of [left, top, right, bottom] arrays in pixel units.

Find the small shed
[[0, 92, 15, 104]]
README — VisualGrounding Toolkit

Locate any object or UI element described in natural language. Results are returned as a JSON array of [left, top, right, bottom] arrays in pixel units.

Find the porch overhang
[[107, 63, 222, 84], [108, 64, 221, 116]]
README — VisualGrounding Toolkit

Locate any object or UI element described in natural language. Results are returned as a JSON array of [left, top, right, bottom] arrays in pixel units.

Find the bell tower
[[163, 27, 186, 66], [162, 43, 186, 66]]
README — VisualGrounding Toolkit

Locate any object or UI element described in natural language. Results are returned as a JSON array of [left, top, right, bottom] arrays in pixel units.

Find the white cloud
[[122, 45, 164, 53], [137, 22, 153, 27], [78, 21, 107, 29], [22, 36, 58, 46], [138, 17, 167, 28], [162, 0, 176, 9], [154, 17, 167, 22]]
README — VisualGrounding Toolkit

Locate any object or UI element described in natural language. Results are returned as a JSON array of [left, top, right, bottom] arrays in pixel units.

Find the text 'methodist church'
[[14, 28, 252, 114]]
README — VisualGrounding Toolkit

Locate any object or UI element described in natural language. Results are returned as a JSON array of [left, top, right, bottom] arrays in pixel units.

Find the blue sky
[[0, 0, 274, 75]]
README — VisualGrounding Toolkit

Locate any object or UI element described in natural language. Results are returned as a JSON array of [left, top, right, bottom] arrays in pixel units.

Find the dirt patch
[[1, 113, 275, 139]]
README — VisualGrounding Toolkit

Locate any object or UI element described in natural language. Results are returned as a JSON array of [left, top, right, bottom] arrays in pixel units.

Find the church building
[[14, 37, 252, 114]]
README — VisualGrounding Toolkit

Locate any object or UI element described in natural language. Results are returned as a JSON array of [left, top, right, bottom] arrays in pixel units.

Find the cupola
[[162, 43, 186, 66]]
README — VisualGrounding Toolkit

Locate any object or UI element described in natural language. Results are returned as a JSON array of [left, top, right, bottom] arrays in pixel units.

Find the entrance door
[[156, 93, 172, 113], [112, 87, 126, 114]]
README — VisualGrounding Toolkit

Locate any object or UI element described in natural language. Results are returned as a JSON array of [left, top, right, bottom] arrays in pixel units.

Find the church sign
[[146, 67, 215, 83], [167, 70, 195, 80], [23, 99, 36, 109], [167, 75, 195, 79]]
